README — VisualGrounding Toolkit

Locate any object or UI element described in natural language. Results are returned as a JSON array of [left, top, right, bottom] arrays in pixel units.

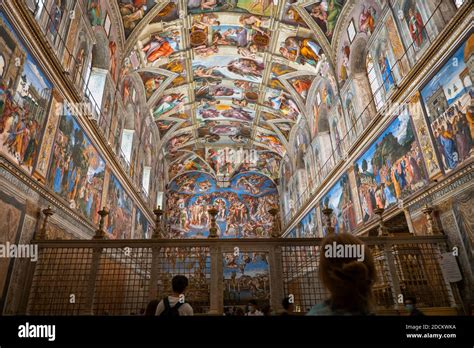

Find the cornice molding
[[406, 161, 474, 213]]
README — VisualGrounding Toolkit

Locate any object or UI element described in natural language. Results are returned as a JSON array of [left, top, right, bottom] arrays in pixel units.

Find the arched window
[[142, 166, 151, 195], [366, 53, 383, 110], [86, 29, 111, 118], [120, 129, 134, 163], [86, 68, 107, 116]]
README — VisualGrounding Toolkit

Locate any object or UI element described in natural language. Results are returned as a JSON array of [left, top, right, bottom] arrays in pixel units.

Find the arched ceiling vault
[[116, 0, 348, 180]]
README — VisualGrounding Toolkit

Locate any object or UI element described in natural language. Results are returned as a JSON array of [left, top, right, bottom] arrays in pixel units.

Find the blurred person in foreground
[[307, 233, 377, 316]]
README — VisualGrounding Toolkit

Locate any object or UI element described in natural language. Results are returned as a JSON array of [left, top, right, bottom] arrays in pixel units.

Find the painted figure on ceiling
[[292, 78, 312, 98], [119, 0, 149, 31], [280, 37, 322, 66], [250, 0, 273, 13], [308, 0, 343, 40], [109, 41, 117, 81], [227, 58, 264, 79], [88, 1, 103, 26], [325, 0, 343, 39], [153, 93, 185, 117], [302, 39, 322, 63], [359, 5, 376, 34], [144, 75, 165, 97], [201, 0, 218, 10], [143, 33, 179, 63], [309, 2, 328, 34], [239, 14, 268, 34], [340, 42, 350, 82]]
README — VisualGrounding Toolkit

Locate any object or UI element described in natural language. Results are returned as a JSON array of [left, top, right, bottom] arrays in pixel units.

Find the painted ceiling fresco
[[116, 0, 348, 180]]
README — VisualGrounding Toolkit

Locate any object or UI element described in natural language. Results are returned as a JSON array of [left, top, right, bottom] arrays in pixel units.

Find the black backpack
[[160, 297, 184, 317]]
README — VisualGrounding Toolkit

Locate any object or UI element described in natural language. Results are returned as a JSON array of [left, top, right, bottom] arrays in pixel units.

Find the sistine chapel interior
[[0, 0, 473, 331]]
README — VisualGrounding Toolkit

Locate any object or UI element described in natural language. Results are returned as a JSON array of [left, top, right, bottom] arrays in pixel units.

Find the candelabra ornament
[[208, 206, 218, 238], [153, 206, 163, 239], [421, 205, 441, 235], [268, 207, 281, 238], [93, 207, 109, 239], [322, 206, 335, 235], [36, 205, 54, 240], [373, 207, 389, 236]]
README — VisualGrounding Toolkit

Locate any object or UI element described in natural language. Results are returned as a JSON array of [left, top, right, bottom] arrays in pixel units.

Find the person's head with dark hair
[[247, 300, 259, 314], [310, 233, 376, 315], [172, 275, 189, 295], [404, 296, 424, 316], [281, 297, 295, 314], [144, 299, 160, 316], [261, 304, 272, 316]]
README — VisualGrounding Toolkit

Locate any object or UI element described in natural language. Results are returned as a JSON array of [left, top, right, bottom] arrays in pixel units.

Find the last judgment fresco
[[166, 171, 278, 238]]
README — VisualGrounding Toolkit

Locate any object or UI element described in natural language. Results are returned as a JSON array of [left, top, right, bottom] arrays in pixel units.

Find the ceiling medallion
[[190, 30, 207, 47], [253, 32, 269, 47], [245, 91, 259, 101]]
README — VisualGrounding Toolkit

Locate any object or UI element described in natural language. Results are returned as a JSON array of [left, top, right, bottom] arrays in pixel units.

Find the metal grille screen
[[26, 238, 455, 315]]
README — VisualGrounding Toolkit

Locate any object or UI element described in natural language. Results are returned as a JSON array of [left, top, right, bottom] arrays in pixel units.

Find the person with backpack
[[155, 275, 194, 316], [144, 299, 160, 316]]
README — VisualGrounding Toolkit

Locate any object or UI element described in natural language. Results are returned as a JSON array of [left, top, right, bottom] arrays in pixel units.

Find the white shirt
[[155, 296, 194, 316], [245, 310, 264, 316]]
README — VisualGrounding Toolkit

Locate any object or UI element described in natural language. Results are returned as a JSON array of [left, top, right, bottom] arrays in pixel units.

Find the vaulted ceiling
[[116, 0, 346, 182]]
